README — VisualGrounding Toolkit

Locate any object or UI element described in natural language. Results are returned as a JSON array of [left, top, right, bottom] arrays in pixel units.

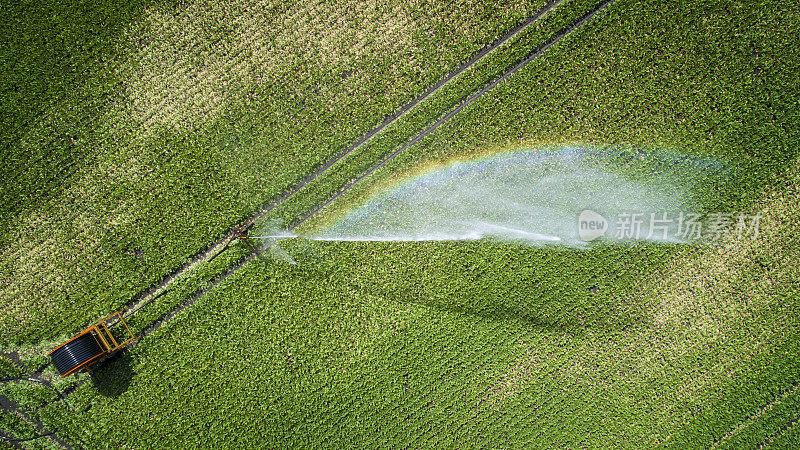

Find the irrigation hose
[[0, 1, 619, 444], [0, 429, 58, 443], [50, 333, 104, 377], [0, 376, 72, 443], [122, 285, 170, 319]]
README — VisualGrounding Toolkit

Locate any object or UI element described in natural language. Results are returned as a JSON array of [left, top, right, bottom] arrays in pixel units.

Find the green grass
[[60, 200, 800, 446], [267, 0, 605, 227], [306, 0, 799, 232], [0, 0, 548, 345], [1, 0, 799, 447]]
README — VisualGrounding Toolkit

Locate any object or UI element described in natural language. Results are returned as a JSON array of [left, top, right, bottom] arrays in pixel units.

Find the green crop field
[[1, 0, 799, 448]]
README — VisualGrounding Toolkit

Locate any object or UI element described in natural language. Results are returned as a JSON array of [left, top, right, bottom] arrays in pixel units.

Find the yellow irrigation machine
[[48, 312, 138, 377], [46, 218, 297, 378]]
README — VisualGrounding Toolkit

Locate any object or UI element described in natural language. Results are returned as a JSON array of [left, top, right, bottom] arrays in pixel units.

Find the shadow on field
[[0, 0, 178, 234], [312, 240, 686, 334], [91, 352, 134, 398]]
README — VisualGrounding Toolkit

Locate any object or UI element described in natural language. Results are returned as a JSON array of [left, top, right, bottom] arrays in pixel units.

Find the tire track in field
[[291, 0, 615, 228], [711, 382, 800, 448], [134, 0, 615, 336], [56, 0, 612, 414], [33, 1, 571, 405], [119, 0, 568, 320]]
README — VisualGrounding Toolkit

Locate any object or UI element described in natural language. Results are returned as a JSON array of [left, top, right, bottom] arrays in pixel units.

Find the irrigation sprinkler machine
[[0, 219, 302, 443], [47, 218, 295, 377], [48, 311, 137, 377]]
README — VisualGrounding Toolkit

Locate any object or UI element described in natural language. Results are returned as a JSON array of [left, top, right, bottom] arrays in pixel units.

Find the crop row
[[269, 0, 606, 229], [0, 0, 549, 346], [195, 0, 797, 445], [3, 0, 798, 445], [0, 0, 564, 436], [110, 0, 600, 343], [58, 218, 798, 447], [0, 0, 555, 440], [75, 0, 610, 405]]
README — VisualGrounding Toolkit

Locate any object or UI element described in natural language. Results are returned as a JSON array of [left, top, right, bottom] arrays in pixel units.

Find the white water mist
[[313, 146, 727, 247]]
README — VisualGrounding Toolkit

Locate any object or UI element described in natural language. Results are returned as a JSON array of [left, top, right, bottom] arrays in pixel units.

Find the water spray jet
[[312, 145, 730, 247]]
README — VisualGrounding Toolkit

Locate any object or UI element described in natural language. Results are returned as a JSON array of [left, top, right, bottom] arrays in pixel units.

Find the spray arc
[[313, 146, 729, 246]]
